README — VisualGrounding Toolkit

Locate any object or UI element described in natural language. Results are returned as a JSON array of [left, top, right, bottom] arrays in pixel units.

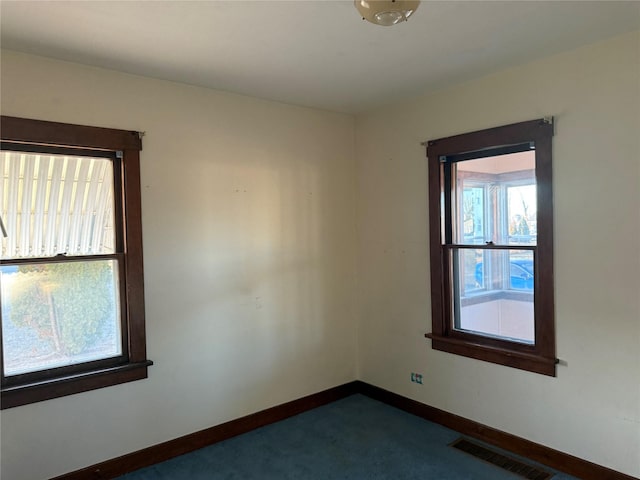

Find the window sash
[[0, 145, 121, 260], [449, 246, 536, 345], [0, 254, 128, 386]]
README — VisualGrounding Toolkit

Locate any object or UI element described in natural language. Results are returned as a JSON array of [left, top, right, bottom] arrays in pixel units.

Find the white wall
[[0, 51, 359, 480], [355, 30, 640, 477]]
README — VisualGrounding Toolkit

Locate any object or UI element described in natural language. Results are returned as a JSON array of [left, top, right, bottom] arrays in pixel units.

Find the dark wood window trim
[[425, 119, 556, 376], [0, 116, 152, 409]]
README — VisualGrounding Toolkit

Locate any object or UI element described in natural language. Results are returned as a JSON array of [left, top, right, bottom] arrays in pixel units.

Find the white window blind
[[0, 151, 115, 259]]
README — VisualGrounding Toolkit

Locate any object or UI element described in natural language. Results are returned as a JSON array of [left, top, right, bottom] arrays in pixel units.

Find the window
[[0, 116, 152, 408], [425, 119, 556, 376]]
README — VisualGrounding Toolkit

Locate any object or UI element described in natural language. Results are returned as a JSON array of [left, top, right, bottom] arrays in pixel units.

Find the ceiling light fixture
[[355, 0, 420, 26]]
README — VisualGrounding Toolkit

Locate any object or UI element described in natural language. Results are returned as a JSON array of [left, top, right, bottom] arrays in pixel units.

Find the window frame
[[0, 116, 152, 408], [425, 119, 556, 376]]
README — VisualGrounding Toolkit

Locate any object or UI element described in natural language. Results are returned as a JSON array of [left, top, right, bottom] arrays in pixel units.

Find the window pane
[[453, 248, 534, 344], [1, 259, 122, 376], [454, 151, 535, 246], [0, 151, 115, 259]]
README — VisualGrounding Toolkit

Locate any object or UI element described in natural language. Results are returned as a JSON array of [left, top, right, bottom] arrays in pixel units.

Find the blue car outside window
[[475, 260, 533, 291]]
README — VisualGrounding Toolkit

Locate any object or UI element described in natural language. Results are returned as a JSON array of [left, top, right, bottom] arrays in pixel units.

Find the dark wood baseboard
[[357, 381, 637, 480], [52, 380, 637, 480], [52, 381, 360, 480]]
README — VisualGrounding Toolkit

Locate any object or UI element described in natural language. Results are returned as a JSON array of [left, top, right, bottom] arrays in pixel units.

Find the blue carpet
[[118, 394, 578, 479]]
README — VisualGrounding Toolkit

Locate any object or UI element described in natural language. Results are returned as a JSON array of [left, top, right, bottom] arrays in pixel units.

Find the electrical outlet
[[410, 372, 423, 385]]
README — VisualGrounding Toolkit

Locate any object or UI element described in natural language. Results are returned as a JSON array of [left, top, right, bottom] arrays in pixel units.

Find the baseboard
[[51, 381, 360, 480], [52, 380, 636, 480], [356, 381, 637, 480]]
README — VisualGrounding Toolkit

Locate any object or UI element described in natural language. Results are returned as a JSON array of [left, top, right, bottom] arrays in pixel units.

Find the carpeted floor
[[117, 394, 579, 479]]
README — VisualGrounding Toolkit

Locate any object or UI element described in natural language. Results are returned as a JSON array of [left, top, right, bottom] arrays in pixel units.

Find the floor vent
[[450, 438, 554, 480]]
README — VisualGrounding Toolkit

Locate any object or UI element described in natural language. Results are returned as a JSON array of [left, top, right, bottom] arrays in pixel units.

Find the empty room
[[0, 1, 638, 479]]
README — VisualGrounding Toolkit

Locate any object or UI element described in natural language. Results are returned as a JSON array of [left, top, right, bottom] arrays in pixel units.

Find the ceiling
[[1, 1, 639, 114]]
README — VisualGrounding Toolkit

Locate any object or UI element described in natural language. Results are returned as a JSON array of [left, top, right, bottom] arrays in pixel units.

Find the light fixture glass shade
[[355, 0, 420, 26]]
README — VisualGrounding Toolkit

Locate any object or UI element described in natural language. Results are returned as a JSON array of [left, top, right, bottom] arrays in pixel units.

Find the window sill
[[425, 333, 556, 376], [1, 360, 153, 409]]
